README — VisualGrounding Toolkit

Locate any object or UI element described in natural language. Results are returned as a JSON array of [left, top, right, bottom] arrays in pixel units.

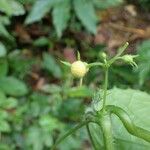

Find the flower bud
[[71, 61, 88, 78], [122, 54, 138, 67], [122, 55, 133, 62]]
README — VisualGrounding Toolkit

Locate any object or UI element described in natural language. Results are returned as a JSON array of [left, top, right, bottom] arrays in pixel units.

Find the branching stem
[[51, 120, 91, 150], [86, 124, 98, 150]]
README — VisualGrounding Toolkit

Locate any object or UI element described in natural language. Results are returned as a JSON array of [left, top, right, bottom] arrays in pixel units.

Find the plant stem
[[51, 120, 90, 150], [86, 124, 98, 150], [100, 114, 115, 150], [106, 105, 150, 143], [79, 78, 83, 87], [102, 67, 108, 112]]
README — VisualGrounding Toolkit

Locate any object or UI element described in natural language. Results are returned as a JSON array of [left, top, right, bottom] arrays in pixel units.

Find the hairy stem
[[86, 124, 98, 150], [51, 120, 90, 150], [106, 105, 150, 143], [100, 114, 115, 150], [102, 67, 108, 112]]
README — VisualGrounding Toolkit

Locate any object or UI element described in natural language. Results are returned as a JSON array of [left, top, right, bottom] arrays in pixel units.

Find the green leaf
[[40, 84, 61, 94], [74, 0, 97, 34], [0, 120, 11, 132], [25, 0, 55, 24], [42, 53, 62, 78], [33, 37, 49, 47], [0, 77, 28, 96], [0, 0, 25, 16], [9, 0, 25, 16], [58, 98, 84, 121], [52, 0, 71, 37], [0, 0, 12, 15], [0, 91, 17, 108], [93, 0, 123, 9], [4, 97, 18, 109], [0, 23, 11, 38], [39, 115, 61, 132], [66, 86, 93, 98], [0, 90, 6, 102], [0, 42, 7, 57], [25, 126, 44, 150], [0, 58, 8, 77], [137, 40, 150, 86], [92, 88, 150, 149]]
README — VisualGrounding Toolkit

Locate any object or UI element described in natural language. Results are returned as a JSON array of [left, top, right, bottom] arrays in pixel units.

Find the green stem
[[106, 105, 150, 143], [79, 78, 83, 87], [88, 62, 104, 68], [100, 114, 115, 150], [102, 67, 108, 112], [51, 120, 90, 150], [86, 124, 98, 150], [108, 42, 129, 65]]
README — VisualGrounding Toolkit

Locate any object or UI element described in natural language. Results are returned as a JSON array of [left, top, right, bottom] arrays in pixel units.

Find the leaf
[[0, 120, 11, 132], [39, 115, 62, 132], [0, 23, 11, 38], [0, 77, 28, 96], [0, 0, 12, 15], [40, 84, 61, 94], [0, 42, 7, 57], [25, 126, 44, 150], [25, 0, 55, 24], [33, 37, 49, 47], [58, 98, 84, 121], [3, 97, 18, 109], [66, 86, 93, 98], [9, 0, 25, 16], [8, 50, 34, 78], [52, 0, 71, 37], [74, 0, 97, 34], [137, 40, 150, 86], [0, 0, 25, 16], [93, 0, 123, 9], [0, 59, 8, 78], [91, 88, 150, 149], [42, 53, 62, 78]]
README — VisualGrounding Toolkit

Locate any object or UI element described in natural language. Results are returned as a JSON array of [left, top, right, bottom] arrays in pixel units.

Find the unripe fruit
[[71, 61, 88, 78]]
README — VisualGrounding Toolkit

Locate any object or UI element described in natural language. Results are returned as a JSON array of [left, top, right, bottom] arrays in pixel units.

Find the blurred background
[[0, 0, 150, 149]]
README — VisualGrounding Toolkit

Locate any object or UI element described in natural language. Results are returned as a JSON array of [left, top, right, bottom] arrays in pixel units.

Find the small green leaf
[[40, 84, 61, 94], [0, 42, 7, 57], [52, 0, 71, 37], [0, 120, 10, 132], [39, 115, 61, 132], [60, 60, 71, 67], [33, 37, 49, 47], [0, 23, 11, 38], [74, 0, 97, 34], [42, 53, 62, 78], [0, 59, 8, 78], [25, 0, 55, 24], [66, 86, 93, 98], [4, 97, 18, 109], [93, 0, 123, 9], [0, 90, 6, 102], [0, 77, 28, 96]]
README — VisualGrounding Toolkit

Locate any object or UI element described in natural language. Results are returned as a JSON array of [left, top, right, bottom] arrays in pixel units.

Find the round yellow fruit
[[71, 61, 88, 78]]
